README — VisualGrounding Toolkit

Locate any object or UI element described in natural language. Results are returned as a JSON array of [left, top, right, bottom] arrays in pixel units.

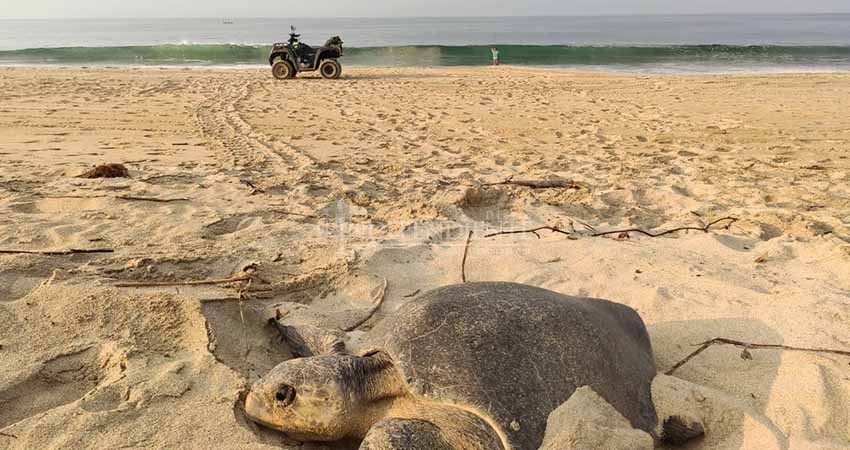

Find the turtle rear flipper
[[661, 415, 705, 446]]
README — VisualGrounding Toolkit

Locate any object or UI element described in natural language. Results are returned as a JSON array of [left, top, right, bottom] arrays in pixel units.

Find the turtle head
[[245, 353, 401, 441]]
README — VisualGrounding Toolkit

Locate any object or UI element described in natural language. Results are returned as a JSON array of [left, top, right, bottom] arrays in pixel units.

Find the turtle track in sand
[[192, 77, 316, 173]]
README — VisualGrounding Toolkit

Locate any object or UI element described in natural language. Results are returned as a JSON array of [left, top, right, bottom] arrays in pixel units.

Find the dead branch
[[462, 230, 473, 283], [666, 337, 850, 375], [116, 195, 190, 203], [0, 432, 17, 440], [115, 275, 252, 288], [484, 226, 571, 239], [483, 176, 584, 190], [343, 278, 389, 332], [592, 217, 738, 239], [0, 248, 113, 256]]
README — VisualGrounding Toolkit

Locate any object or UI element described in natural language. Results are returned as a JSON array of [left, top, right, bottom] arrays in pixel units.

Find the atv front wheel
[[272, 60, 296, 80], [319, 59, 342, 79]]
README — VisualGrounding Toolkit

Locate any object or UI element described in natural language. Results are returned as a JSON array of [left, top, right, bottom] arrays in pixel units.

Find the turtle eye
[[275, 384, 296, 407]]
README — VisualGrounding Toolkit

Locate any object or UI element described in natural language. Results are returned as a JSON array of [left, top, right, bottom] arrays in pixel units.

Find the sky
[[2, 0, 849, 18]]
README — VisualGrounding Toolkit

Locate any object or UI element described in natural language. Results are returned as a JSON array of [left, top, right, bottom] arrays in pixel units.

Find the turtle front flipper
[[359, 419, 455, 450], [661, 416, 706, 446], [269, 320, 347, 357]]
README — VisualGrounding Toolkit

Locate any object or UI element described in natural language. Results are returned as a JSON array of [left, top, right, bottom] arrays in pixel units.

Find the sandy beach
[[1, 65, 849, 449]]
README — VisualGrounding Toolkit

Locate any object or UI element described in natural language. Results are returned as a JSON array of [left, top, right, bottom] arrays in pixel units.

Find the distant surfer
[[491, 47, 501, 66]]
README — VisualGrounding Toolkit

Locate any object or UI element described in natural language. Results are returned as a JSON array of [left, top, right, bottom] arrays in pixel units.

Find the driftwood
[[461, 230, 473, 283], [666, 337, 850, 375], [115, 275, 252, 288], [343, 278, 389, 332], [482, 176, 584, 190], [0, 248, 113, 256]]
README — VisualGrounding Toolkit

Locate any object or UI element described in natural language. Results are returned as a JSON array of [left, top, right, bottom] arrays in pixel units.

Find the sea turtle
[[245, 282, 696, 450]]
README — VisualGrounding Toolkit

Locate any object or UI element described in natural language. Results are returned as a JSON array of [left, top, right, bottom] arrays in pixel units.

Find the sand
[[0, 66, 849, 450]]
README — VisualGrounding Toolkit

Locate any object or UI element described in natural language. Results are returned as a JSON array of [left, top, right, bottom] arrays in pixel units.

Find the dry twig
[[0, 248, 113, 256], [0, 432, 17, 440], [484, 226, 571, 239], [270, 209, 320, 219], [592, 217, 738, 239], [666, 337, 850, 375], [343, 279, 389, 332], [461, 230, 473, 283], [115, 275, 252, 288], [484, 217, 737, 242]]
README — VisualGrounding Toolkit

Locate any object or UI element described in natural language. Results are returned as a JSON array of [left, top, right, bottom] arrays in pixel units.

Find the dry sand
[[0, 66, 849, 450]]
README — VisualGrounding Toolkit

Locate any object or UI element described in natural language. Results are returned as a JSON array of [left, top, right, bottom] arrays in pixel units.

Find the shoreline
[[3, 63, 850, 76]]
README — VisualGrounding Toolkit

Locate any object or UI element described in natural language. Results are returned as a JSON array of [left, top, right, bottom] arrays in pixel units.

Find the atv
[[269, 26, 343, 80]]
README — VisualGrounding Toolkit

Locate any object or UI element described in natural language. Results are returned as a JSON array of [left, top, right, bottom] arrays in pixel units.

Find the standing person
[[491, 47, 501, 66]]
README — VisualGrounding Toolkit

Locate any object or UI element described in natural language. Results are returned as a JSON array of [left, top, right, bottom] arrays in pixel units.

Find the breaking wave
[[2, 44, 850, 69]]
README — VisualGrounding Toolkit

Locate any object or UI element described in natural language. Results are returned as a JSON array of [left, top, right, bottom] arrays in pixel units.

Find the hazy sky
[[3, 0, 849, 19]]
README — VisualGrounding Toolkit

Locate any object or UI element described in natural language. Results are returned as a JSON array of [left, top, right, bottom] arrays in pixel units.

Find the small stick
[[272, 210, 320, 219], [267, 205, 321, 219], [403, 289, 421, 298], [0, 248, 113, 256], [241, 179, 265, 195], [115, 275, 252, 288], [116, 196, 190, 203], [344, 279, 389, 332], [0, 432, 17, 439], [482, 176, 584, 190], [484, 226, 571, 239], [238, 278, 252, 359], [666, 337, 850, 375], [461, 230, 473, 283], [593, 217, 738, 239], [43, 195, 189, 203]]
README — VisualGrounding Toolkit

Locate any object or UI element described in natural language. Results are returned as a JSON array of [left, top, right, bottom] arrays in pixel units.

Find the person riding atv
[[269, 26, 344, 80]]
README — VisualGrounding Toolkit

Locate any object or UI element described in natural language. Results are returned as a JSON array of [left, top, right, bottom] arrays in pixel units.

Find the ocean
[[1, 15, 850, 73]]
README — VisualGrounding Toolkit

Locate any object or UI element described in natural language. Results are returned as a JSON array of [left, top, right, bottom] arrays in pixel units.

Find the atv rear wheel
[[272, 60, 295, 80], [319, 59, 342, 79]]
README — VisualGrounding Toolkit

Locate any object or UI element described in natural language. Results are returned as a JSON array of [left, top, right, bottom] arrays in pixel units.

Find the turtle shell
[[363, 282, 657, 450]]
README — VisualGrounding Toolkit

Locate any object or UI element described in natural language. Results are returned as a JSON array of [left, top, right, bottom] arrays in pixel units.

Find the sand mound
[[539, 386, 654, 450]]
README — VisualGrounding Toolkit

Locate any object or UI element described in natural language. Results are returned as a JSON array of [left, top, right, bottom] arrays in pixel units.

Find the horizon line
[[3, 12, 850, 20]]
